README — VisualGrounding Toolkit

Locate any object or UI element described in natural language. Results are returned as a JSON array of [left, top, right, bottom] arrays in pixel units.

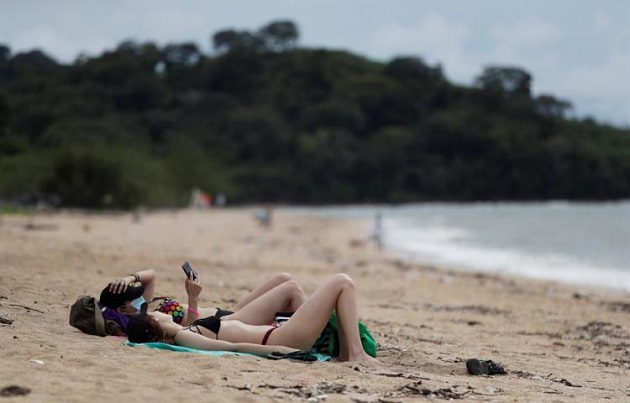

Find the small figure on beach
[[189, 188, 212, 209], [255, 204, 274, 229], [127, 273, 376, 362], [368, 212, 384, 251], [215, 193, 227, 208]]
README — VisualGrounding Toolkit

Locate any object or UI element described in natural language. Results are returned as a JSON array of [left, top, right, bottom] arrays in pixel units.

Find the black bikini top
[[188, 316, 221, 338]]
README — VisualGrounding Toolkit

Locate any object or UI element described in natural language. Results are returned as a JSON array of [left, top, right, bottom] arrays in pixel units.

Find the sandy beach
[[0, 208, 629, 402]]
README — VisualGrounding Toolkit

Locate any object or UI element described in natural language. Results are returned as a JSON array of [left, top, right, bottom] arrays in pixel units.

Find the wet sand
[[0, 208, 629, 402]]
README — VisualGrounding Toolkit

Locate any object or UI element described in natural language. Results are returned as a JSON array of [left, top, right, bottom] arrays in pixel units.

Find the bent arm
[[174, 331, 298, 356], [107, 269, 156, 300], [135, 269, 156, 301], [182, 278, 201, 326]]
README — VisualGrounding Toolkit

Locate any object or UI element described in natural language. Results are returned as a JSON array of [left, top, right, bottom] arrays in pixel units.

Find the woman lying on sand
[[127, 273, 376, 362], [99, 269, 305, 331]]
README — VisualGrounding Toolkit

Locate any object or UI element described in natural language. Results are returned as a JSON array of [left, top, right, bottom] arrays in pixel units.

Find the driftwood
[[8, 303, 45, 313]]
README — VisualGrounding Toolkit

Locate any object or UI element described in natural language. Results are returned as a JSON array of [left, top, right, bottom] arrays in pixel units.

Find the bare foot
[[347, 352, 378, 363], [331, 351, 378, 363]]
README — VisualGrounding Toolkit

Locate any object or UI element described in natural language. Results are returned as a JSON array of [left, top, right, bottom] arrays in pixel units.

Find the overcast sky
[[1, 0, 628, 127]]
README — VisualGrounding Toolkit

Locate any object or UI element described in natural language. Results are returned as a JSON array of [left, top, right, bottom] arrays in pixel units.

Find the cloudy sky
[[1, 0, 628, 127]]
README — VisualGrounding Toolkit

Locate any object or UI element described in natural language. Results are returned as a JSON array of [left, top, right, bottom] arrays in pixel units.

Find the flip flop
[[466, 358, 507, 375], [267, 350, 318, 362]]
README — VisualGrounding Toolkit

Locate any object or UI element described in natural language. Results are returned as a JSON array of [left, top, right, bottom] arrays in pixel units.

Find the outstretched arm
[[174, 330, 298, 357]]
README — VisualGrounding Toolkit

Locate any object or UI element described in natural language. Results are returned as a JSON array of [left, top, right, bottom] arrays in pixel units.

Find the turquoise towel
[[125, 341, 256, 357], [125, 341, 330, 361]]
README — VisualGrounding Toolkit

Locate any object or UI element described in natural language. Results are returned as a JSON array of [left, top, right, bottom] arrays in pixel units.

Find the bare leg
[[233, 273, 295, 310], [223, 280, 305, 325], [333, 275, 374, 362], [184, 274, 302, 325], [267, 273, 375, 362]]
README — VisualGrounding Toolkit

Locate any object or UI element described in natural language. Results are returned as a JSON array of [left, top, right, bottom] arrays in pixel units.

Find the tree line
[[0, 20, 628, 209]]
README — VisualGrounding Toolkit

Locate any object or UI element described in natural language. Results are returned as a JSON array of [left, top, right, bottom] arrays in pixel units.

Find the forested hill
[[0, 20, 629, 209]]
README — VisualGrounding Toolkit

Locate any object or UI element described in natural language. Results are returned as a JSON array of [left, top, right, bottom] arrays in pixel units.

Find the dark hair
[[126, 303, 157, 343]]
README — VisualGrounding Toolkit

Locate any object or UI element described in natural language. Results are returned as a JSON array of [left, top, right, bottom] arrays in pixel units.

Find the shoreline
[[285, 203, 630, 294], [384, 243, 630, 298], [1, 209, 629, 402]]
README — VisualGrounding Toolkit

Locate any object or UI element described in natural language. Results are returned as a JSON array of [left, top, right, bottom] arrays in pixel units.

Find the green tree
[[0, 95, 8, 135], [384, 56, 442, 81], [0, 23, 628, 207], [41, 146, 169, 208], [349, 74, 419, 131], [294, 128, 360, 202], [258, 20, 299, 52], [0, 44, 10, 64], [5, 49, 58, 80], [212, 30, 264, 53], [534, 94, 572, 119], [162, 42, 201, 67], [357, 126, 414, 200], [223, 106, 292, 163], [205, 50, 263, 100], [297, 99, 365, 133], [475, 66, 532, 95]]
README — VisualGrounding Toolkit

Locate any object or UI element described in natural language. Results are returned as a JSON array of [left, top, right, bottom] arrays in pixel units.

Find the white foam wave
[[386, 220, 630, 292]]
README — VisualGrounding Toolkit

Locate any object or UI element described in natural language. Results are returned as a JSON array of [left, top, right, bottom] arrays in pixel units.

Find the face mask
[[130, 296, 146, 312]]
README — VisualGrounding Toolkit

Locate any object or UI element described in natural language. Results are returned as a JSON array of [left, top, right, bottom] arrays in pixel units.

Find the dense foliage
[[0, 20, 628, 208]]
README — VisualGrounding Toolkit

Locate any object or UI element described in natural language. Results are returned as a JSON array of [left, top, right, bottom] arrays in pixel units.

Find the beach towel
[[125, 341, 330, 361], [311, 312, 377, 358]]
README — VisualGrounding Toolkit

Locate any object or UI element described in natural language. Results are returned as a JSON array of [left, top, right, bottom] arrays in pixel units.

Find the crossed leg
[[193, 273, 300, 322], [233, 273, 298, 310], [222, 274, 306, 326], [265, 273, 375, 362]]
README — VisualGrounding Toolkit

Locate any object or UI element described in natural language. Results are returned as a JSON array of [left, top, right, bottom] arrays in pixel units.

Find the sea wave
[[385, 217, 630, 292]]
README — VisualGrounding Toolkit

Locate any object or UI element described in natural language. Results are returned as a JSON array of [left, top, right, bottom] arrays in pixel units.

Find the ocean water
[[287, 202, 630, 292]]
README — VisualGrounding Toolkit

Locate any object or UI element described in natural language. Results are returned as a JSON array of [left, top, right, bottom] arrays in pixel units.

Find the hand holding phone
[[182, 261, 198, 281]]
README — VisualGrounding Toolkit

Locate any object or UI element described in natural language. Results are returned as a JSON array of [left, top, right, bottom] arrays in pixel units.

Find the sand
[[0, 208, 629, 402]]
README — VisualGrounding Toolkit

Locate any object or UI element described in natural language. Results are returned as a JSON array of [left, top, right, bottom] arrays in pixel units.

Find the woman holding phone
[[98, 268, 306, 332]]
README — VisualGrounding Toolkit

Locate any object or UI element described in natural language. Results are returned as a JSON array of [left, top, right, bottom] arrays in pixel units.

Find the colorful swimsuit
[[151, 297, 235, 325], [151, 297, 186, 324]]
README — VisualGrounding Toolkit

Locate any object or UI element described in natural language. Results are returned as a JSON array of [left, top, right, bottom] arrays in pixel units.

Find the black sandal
[[267, 350, 318, 362], [466, 358, 506, 375]]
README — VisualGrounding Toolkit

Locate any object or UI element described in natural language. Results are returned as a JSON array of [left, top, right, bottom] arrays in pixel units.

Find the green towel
[[125, 341, 330, 361]]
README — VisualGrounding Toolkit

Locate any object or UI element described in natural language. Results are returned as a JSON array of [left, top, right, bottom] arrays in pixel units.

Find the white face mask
[[130, 296, 146, 312]]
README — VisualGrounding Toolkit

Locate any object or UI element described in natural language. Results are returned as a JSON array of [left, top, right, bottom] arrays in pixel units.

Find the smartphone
[[181, 261, 198, 280]]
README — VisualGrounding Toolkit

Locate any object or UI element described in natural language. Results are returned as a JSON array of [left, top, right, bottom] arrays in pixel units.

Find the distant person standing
[[369, 212, 384, 251], [255, 204, 274, 229], [189, 188, 201, 208], [215, 193, 227, 208], [189, 188, 212, 209]]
